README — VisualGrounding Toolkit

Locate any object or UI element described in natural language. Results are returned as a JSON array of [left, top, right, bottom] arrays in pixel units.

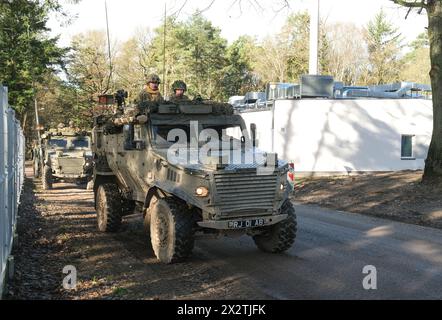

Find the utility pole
[[34, 93, 41, 141], [309, 0, 320, 75], [27, 21, 43, 173]]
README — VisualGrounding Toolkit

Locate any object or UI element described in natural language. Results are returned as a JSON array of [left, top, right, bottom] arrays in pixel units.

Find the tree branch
[[199, 0, 216, 13], [391, 0, 427, 9]]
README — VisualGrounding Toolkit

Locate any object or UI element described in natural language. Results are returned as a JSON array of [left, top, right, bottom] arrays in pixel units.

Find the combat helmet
[[146, 73, 161, 84], [171, 80, 187, 92]]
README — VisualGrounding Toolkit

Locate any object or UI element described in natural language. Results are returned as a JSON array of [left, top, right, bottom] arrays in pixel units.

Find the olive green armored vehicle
[[34, 124, 94, 190], [92, 93, 297, 264]]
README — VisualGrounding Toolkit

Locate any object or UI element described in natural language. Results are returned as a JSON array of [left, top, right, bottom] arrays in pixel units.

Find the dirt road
[[7, 169, 442, 300]]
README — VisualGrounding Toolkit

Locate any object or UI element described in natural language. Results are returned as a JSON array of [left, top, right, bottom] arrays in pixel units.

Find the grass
[[112, 286, 128, 297]]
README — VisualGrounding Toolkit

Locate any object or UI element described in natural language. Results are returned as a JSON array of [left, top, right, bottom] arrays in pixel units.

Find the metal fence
[[0, 86, 25, 297]]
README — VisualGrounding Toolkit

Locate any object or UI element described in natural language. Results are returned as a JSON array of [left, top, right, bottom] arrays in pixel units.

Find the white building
[[240, 98, 433, 175]]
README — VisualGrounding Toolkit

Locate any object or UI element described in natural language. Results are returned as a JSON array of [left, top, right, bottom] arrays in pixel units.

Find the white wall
[[241, 99, 433, 174], [240, 109, 274, 152]]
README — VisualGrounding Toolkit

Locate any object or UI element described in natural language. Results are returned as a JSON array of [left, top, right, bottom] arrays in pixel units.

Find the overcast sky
[[48, 0, 428, 47]]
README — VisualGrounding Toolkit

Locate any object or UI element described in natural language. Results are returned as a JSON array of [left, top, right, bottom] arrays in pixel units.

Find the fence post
[[0, 86, 7, 298], [0, 86, 25, 298]]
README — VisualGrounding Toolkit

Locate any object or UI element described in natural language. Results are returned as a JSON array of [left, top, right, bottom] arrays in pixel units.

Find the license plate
[[228, 218, 265, 229]]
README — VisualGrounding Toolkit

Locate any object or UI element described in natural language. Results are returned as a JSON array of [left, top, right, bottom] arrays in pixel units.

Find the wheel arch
[[143, 186, 160, 215]]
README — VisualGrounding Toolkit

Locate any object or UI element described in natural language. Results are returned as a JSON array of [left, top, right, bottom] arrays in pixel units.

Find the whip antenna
[[162, 2, 167, 97], [105, 0, 113, 91]]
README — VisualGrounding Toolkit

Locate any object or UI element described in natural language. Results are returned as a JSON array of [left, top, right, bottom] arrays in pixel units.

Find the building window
[[401, 135, 414, 159]]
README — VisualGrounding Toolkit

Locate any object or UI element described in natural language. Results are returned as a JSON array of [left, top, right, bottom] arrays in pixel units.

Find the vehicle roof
[[149, 113, 244, 126]]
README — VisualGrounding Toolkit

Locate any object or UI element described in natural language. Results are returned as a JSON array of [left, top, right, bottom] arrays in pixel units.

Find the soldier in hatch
[[169, 80, 190, 103], [137, 73, 164, 104]]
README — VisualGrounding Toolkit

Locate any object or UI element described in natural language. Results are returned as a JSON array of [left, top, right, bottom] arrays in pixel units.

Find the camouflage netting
[[46, 127, 88, 137]]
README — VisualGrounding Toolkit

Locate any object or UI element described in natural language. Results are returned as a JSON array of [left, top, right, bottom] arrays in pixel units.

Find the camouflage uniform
[[138, 87, 164, 103], [169, 94, 190, 104], [169, 80, 190, 103], [137, 74, 164, 104]]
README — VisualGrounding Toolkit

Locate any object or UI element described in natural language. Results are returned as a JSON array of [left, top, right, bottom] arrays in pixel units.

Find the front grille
[[167, 169, 181, 183], [214, 171, 278, 216], [57, 157, 85, 175]]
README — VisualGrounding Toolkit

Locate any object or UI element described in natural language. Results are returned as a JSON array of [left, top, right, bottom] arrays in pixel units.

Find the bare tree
[[324, 22, 369, 85]]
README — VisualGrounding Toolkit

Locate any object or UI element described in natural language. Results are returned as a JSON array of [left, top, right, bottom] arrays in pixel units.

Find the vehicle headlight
[[195, 187, 209, 197]]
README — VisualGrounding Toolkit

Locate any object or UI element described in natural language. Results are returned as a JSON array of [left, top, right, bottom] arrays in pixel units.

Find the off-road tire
[[149, 196, 195, 264], [253, 200, 297, 253], [96, 183, 122, 232], [86, 179, 94, 190], [42, 165, 53, 190], [33, 160, 41, 178]]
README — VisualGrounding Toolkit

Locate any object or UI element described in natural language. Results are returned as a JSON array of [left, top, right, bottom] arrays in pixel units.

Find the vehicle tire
[[149, 196, 195, 264], [33, 160, 41, 178], [253, 200, 297, 253], [42, 165, 53, 190], [96, 183, 122, 232], [143, 208, 151, 234], [86, 179, 94, 190]]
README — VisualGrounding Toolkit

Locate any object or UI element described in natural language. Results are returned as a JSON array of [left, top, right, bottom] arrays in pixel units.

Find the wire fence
[[0, 86, 25, 297]]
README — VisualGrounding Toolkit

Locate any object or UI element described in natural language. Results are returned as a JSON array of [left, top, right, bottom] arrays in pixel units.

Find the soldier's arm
[[135, 90, 146, 104]]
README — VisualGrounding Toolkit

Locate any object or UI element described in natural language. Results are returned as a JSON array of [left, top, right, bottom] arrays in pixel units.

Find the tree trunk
[[423, 0, 442, 183], [22, 111, 28, 131]]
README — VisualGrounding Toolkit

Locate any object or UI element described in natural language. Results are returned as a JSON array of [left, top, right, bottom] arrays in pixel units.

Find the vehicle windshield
[[71, 137, 90, 148], [48, 138, 67, 149], [151, 123, 248, 148]]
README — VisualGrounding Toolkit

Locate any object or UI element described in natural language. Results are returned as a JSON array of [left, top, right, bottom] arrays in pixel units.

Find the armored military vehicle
[[35, 125, 94, 190], [92, 94, 297, 264]]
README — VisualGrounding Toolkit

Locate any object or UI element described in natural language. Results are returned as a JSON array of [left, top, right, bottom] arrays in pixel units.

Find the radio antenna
[[105, 0, 113, 92], [162, 2, 167, 97]]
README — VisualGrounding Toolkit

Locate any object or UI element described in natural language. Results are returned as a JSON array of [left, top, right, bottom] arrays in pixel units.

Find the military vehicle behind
[[92, 93, 297, 264], [34, 124, 94, 190]]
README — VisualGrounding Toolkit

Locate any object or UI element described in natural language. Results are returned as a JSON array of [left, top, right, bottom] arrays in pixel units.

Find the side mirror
[[124, 124, 146, 150], [250, 123, 257, 149], [123, 124, 135, 150]]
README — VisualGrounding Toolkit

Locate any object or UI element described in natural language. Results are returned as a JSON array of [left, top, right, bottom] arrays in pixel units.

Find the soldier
[[137, 74, 164, 104], [169, 80, 190, 103], [68, 120, 80, 132]]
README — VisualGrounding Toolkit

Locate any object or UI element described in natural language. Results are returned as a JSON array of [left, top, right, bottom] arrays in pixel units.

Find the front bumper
[[53, 173, 90, 179], [197, 213, 288, 230]]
